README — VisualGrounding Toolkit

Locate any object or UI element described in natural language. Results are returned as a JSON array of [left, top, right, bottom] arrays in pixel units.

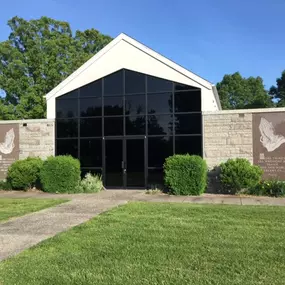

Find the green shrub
[[0, 180, 12, 190], [248, 180, 285, 197], [7, 157, 43, 190], [164, 154, 207, 196], [40, 155, 80, 193], [78, 173, 103, 193], [145, 188, 163, 195], [219, 158, 263, 194]]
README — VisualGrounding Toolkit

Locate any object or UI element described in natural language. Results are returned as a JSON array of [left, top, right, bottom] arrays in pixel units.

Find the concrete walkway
[[1, 190, 285, 261], [136, 193, 285, 206], [0, 191, 142, 261]]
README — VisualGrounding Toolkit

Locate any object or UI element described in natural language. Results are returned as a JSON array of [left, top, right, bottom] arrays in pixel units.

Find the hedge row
[[5, 156, 102, 193], [163, 156, 283, 197], [4, 154, 284, 197]]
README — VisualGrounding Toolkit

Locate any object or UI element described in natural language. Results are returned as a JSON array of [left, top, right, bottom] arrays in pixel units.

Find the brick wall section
[[0, 119, 55, 160]]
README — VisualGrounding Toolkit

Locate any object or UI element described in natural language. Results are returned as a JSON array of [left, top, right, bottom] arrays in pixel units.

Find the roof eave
[[46, 33, 213, 100], [212, 85, 222, 110]]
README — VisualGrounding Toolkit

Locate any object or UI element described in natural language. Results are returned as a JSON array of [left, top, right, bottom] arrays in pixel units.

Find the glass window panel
[[104, 96, 123, 116], [175, 90, 201, 112], [56, 99, 78, 118], [104, 70, 123, 96], [80, 118, 102, 137], [147, 75, 172, 93], [80, 139, 102, 167], [125, 70, 145, 94], [57, 89, 78, 99], [56, 119, 78, 138], [174, 83, 198, 92], [80, 80, 102, 97], [148, 114, 173, 136], [147, 93, 172, 114], [80, 97, 102, 117], [126, 139, 145, 187], [104, 117, 123, 136], [126, 116, 146, 135], [148, 137, 173, 167], [175, 136, 202, 156], [147, 168, 164, 188], [125, 95, 145, 115], [81, 168, 102, 179], [56, 139, 78, 158], [105, 140, 123, 187], [174, 114, 202, 134]]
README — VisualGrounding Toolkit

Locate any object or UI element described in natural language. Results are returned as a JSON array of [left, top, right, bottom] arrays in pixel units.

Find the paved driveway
[[1, 190, 285, 261]]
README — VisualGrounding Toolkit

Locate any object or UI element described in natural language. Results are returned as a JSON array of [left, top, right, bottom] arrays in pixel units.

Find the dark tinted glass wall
[[55, 69, 202, 187]]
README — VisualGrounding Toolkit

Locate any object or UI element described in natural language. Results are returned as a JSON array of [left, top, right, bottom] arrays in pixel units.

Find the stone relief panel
[[0, 124, 19, 179], [253, 112, 285, 179]]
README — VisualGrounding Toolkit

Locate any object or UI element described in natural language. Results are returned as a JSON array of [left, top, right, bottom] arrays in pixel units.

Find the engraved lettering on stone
[[253, 113, 285, 180]]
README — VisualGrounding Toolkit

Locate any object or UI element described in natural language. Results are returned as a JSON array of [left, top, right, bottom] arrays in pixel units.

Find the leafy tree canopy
[[216, 72, 273, 110], [269, 70, 285, 107], [0, 16, 112, 119]]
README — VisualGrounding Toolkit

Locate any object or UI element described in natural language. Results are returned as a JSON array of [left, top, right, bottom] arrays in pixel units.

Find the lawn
[[1, 202, 285, 285], [0, 198, 68, 222]]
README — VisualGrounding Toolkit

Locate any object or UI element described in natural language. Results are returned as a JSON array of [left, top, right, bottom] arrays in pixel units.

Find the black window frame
[[55, 69, 203, 188]]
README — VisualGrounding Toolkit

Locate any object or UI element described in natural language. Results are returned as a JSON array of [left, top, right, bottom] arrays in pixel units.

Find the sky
[[0, 0, 284, 89]]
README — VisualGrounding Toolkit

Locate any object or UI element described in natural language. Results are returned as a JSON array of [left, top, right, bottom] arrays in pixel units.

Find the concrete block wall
[[203, 108, 285, 169], [203, 111, 252, 169], [19, 119, 55, 159]]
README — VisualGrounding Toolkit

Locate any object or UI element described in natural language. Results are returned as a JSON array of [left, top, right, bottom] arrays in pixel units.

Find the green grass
[[0, 198, 69, 222], [1, 202, 285, 284]]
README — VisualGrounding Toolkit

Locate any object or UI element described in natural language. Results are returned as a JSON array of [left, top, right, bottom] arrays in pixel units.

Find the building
[[0, 34, 282, 188], [45, 33, 221, 188]]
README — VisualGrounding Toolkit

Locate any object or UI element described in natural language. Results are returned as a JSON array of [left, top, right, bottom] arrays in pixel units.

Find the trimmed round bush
[[164, 154, 207, 196], [219, 158, 263, 194], [7, 157, 43, 190], [40, 155, 80, 193]]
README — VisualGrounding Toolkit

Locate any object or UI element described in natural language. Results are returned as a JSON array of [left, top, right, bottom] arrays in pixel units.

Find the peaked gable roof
[[46, 33, 215, 101]]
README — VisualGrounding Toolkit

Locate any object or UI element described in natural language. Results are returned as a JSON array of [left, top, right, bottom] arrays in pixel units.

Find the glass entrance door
[[105, 139, 124, 187], [126, 138, 145, 188], [104, 138, 146, 188]]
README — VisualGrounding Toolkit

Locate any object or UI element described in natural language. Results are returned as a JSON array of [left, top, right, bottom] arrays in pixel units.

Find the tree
[[216, 72, 273, 110], [269, 70, 285, 107], [0, 16, 112, 119]]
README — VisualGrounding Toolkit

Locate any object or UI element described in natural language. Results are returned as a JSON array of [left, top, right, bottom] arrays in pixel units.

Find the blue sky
[[0, 0, 284, 89]]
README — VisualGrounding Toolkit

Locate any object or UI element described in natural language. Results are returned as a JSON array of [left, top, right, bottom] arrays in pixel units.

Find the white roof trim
[[122, 34, 213, 89], [46, 33, 213, 100]]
